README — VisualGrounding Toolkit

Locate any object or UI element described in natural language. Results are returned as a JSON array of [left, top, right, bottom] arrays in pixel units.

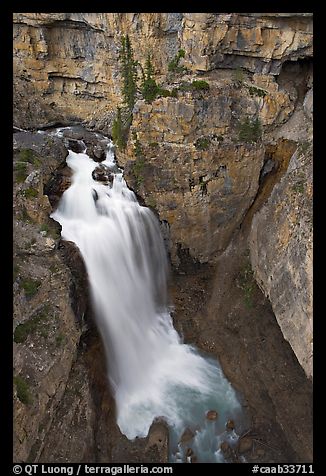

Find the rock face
[[13, 13, 312, 130], [13, 12, 313, 463], [13, 131, 84, 462], [249, 143, 313, 379]]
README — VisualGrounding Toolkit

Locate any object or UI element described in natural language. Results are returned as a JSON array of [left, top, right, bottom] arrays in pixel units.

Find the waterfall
[[51, 138, 242, 463]]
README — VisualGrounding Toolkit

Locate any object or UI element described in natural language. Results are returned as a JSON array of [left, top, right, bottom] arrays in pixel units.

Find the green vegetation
[[233, 68, 245, 86], [24, 187, 38, 199], [298, 141, 310, 154], [14, 162, 28, 183], [191, 80, 210, 91], [248, 86, 267, 98], [40, 222, 60, 239], [56, 333, 65, 347], [40, 224, 50, 234], [120, 35, 138, 111], [237, 260, 255, 309], [177, 80, 210, 94], [132, 158, 146, 187], [20, 206, 33, 223], [292, 181, 305, 194], [146, 197, 157, 209], [168, 49, 186, 73], [149, 142, 159, 148], [158, 88, 178, 98], [20, 277, 41, 298], [14, 305, 51, 343], [238, 117, 262, 143], [14, 149, 40, 183], [195, 137, 211, 151], [14, 375, 32, 404], [19, 149, 40, 166], [141, 54, 160, 103], [112, 107, 129, 150]]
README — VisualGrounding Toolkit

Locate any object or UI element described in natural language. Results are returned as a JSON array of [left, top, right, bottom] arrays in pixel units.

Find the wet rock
[[58, 240, 89, 324], [92, 165, 113, 183], [88, 144, 106, 162], [62, 128, 84, 141], [44, 165, 72, 209], [64, 139, 85, 154], [220, 441, 231, 456], [186, 447, 194, 457], [206, 410, 218, 420], [226, 419, 235, 430], [238, 436, 253, 454], [180, 427, 195, 444], [144, 419, 169, 462]]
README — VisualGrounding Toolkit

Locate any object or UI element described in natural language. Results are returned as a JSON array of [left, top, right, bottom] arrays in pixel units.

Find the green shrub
[[14, 305, 50, 343], [20, 206, 33, 223], [14, 162, 28, 183], [19, 149, 40, 166], [233, 68, 245, 86], [292, 181, 305, 194], [248, 86, 267, 97], [168, 49, 186, 73], [142, 78, 160, 103], [20, 278, 41, 298], [141, 54, 160, 103], [237, 261, 255, 309], [238, 117, 262, 143], [56, 333, 65, 347], [191, 80, 210, 91], [132, 159, 146, 187], [120, 35, 138, 111], [24, 187, 38, 199], [14, 375, 32, 404], [112, 107, 128, 150], [158, 88, 178, 98], [195, 137, 211, 151], [40, 224, 50, 233]]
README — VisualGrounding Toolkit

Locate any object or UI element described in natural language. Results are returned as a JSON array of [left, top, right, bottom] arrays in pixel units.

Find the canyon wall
[[13, 12, 313, 462]]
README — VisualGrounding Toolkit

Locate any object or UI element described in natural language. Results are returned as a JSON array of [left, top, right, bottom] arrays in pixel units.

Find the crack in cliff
[[239, 139, 297, 234]]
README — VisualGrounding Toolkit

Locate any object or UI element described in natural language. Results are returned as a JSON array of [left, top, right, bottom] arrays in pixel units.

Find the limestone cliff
[[13, 12, 313, 463], [13, 13, 312, 129], [249, 143, 313, 379]]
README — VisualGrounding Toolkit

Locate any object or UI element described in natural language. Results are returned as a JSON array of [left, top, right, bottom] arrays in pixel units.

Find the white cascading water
[[51, 136, 243, 462]]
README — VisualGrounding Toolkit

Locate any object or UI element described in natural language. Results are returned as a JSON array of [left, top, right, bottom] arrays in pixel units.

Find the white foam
[[51, 142, 242, 462]]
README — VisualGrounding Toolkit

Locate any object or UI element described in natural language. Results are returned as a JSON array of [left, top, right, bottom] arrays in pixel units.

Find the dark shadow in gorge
[[170, 139, 313, 462]]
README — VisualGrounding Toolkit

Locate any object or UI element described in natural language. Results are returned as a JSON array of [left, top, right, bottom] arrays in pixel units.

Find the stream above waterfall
[[50, 128, 244, 463]]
